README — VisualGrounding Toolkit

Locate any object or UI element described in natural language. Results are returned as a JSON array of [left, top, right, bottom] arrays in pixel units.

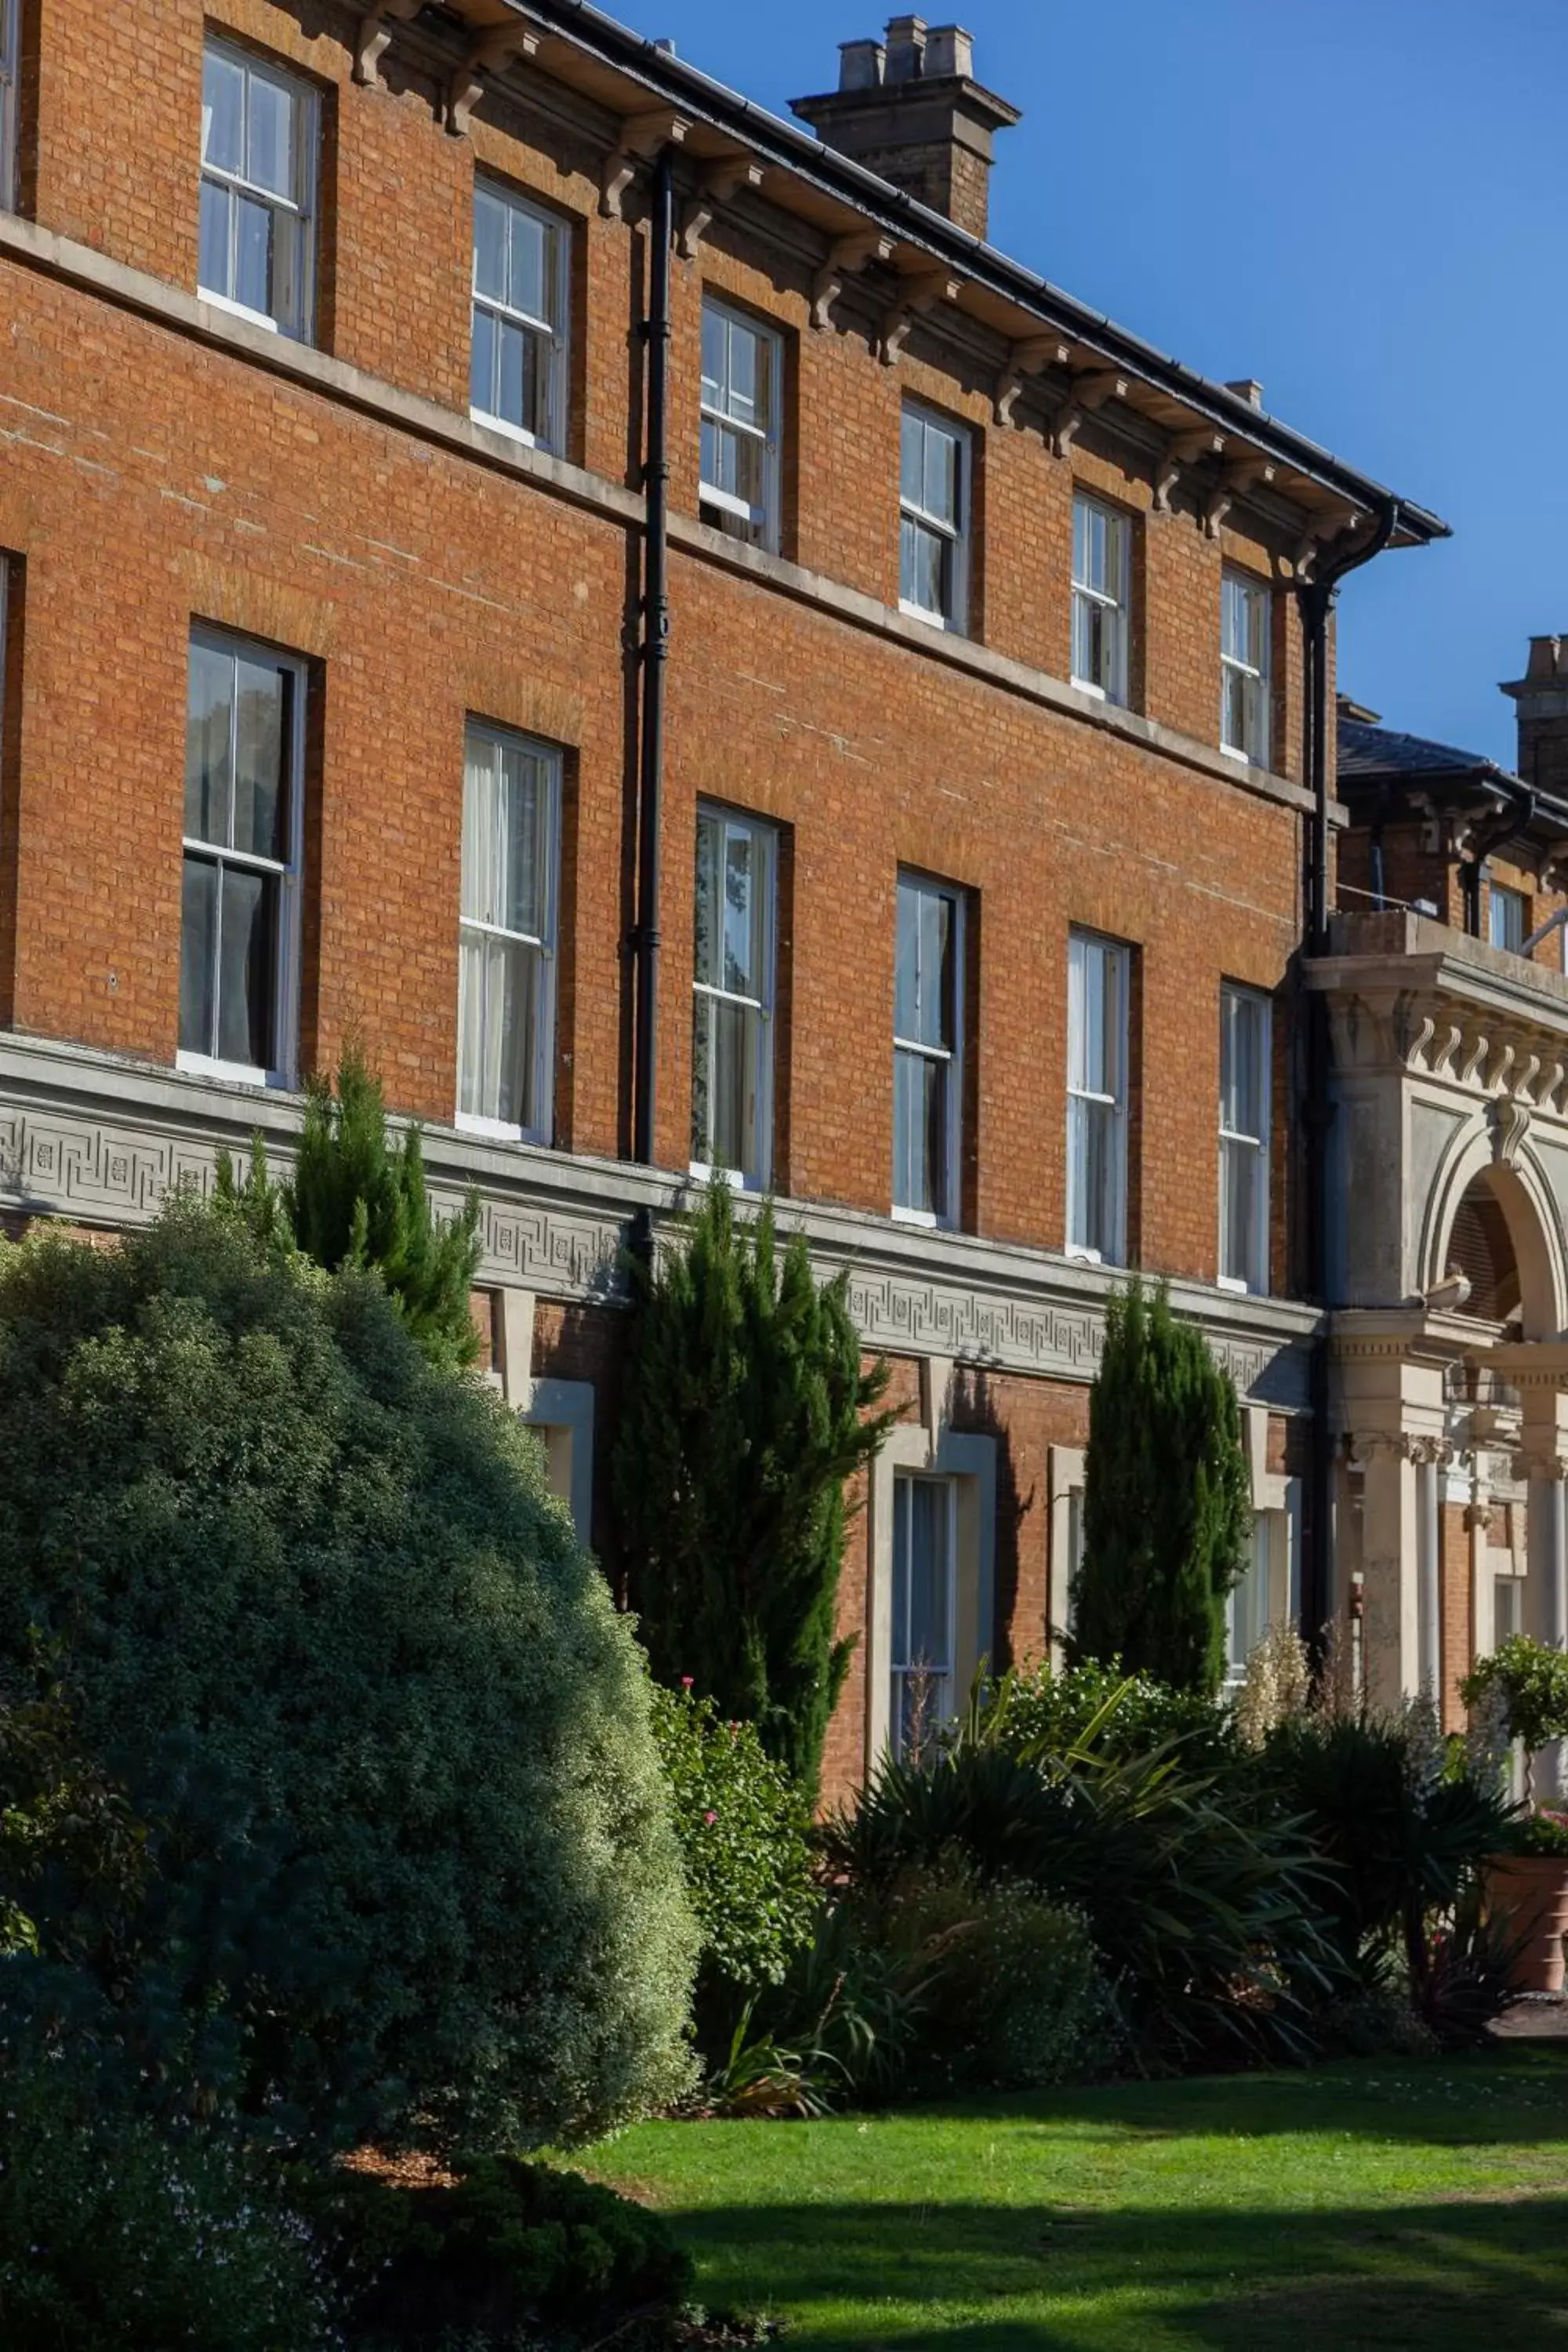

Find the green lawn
[[585, 2047, 1568, 2350]]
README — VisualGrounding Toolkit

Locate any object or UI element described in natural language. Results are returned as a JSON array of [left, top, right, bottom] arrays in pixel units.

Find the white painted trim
[[521, 1374, 595, 1545], [1047, 1442, 1086, 1666], [867, 1410, 996, 1775]]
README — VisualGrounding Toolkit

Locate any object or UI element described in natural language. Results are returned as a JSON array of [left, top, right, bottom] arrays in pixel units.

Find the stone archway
[[1425, 1129, 1566, 1340]]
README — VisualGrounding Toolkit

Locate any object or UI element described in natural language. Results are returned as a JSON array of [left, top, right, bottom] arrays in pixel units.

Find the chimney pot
[[838, 37, 885, 89], [924, 25, 974, 78], [1225, 377, 1265, 409], [884, 14, 927, 82]]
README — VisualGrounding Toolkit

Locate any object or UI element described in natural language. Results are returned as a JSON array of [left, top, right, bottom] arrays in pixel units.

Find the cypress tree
[[613, 1181, 895, 1795], [1070, 1278, 1251, 1697], [217, 1046, 483, 1371]]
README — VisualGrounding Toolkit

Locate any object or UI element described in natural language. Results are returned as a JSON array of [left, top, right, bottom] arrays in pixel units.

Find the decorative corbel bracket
[[1075, 368, 1129, 411], [677, 158, 766, 261], [810, 230, 893, 331], [1049, 400, 1083, 459], [446, 24, 541, 136], [1153, 426, 1225, 516], [599, 110, 691, 220], [1203, 488, 1233, 540], [354, 0, 423, 89], [993, 334, 1069, 427], [878, 267, 963, 365]]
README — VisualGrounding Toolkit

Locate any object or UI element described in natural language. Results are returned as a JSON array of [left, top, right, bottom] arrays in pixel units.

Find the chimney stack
[[1502, 636, 1568, 802], [790, 18, 1021, 243]]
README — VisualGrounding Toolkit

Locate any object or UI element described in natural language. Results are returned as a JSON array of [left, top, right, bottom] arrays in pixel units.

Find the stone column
[[1358, 1435, 1420, 1710], [1416, 1444, 1443, 1697]]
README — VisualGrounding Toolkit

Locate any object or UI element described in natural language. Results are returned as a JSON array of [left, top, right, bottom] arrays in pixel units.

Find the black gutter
[[1298, 503, 1396, 1658], [632, 144, 673, 1168], [468, 0, 1450, 545]]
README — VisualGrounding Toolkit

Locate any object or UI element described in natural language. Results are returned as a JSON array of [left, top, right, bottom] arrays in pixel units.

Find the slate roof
[[1337, 716, 1514, 788]]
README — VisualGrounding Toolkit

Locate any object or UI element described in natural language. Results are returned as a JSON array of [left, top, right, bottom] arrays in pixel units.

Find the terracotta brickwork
[[1441, 1501, 1473, 1733], [0, 0, 1379, 1795]]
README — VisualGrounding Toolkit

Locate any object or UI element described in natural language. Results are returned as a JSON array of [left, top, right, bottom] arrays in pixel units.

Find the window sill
[[470, 405, 550, 454], [689, 1161, 763, 1194], [1218, 1273, 1270, 1298], [456, 1110, 557, 1148], [196, 285, 283, 337], [891, 1203, 956, 1232], [898, 597, 964, 636], [176, 1050, 288, 1091]]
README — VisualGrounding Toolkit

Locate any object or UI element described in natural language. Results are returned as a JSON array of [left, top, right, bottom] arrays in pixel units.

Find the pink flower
[[681, 1676, 694, 1690], [703, 1810, 717, 1825]]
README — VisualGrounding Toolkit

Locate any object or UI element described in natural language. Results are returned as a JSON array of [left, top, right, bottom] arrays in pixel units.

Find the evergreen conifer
[[1070, 1279, 1251, 1696], [613, 1182, 894, 1795]]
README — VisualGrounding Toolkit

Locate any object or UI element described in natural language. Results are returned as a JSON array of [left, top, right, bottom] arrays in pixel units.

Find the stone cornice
[[0, 1030, 1318, 1409], [1310, 914, 1568, 1113], [0, 210, 1329, 827]]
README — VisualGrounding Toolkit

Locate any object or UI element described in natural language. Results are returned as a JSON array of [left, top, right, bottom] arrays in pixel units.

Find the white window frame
[[1065, 928, 1129, 1265], [690, 802, 776, 1192], [1488, 880, 1526, 955], [1218, 982, 1272, 1296], [898, 400, 970, 633], [0, 0, 19, 215], [1071, 493, 1131, 706], [198, 35, 318, 340], [889, 1470, 958, 1762], [469, 176, 571, 455], [456, 719, 561, 1147], [699, 296, 782, 551], [1220, 568, 1272, 766], [893, 870, 964, 1231], [177, 626, 307, 1091]]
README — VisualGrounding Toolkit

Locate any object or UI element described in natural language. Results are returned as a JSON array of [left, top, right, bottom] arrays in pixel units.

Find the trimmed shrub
[[1070, 1280, 1251, 1697], [303, 2154, 693, 2350], [0, 1200, 697, 2151], [615, 1181, 894, 1794], [649, 1683, 819, 2024], [982, 1659, 1238, 1769], [868, 1860, 1121, 2089], [1462, 1635, 1568, 1798], [0, 2053, 338, 2351]]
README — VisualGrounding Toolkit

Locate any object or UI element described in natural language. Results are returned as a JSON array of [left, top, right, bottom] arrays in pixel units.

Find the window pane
[[699, 995, 760, 1175], [727, 318, 758, 427], [179, 855, 219, 1056], [693, 809, 720, 990], [185, 641, 234, 844], [459, 931, 541, 1127], [234, 191, 272, 316], [498, 317, 525, 430], [499, 745, 544, 938], [474, 187, 507, 301], [201, 46, 245, 174], [924, 424, 957, 528], [509, 204, 546, 320], [461, 736, 495, 924], [470, 302, 496, 414], [722, 825, 755, 995], [231, 657, 288, 861], [217, 863, 278, 1068], [700, 303, 725, 408], [895, 880, 920, 1039], [198, 178, 231, 299], [894, 1048, 949, 1219], [245, 71, 295, 201], [900, 407, 924, 506], [920, 887, 953, 1051]]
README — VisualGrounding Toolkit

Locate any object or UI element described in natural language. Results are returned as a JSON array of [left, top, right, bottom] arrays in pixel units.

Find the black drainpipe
[[632, 145, 674, 1170], [1298, 499, 1396, 1653]]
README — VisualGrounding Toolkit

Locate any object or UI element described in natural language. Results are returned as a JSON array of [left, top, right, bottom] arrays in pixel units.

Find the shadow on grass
[[673, 2191, 1568, 2350], [870, 2042, 1568, 2150]]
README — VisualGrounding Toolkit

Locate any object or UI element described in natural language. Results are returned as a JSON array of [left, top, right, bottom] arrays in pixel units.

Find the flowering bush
[[649, 1682, 818, 2020], [0, 2053, 339, 2350]]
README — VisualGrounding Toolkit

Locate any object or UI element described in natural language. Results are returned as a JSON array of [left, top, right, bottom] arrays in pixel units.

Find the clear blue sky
[[614, 0, 1566, 768]]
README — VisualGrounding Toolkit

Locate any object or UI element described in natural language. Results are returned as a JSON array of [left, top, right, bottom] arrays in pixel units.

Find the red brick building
[[0, 0, 1486, 1793]]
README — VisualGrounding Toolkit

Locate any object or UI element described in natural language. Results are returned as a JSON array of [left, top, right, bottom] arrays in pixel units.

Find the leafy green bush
[[1463, 1636, 1568, 1795], [867, 1860, 1122, 2089], [0, 1201, 697, 2151], [614, 1181, 895, 1794], [982, 1660, 1238, 1769], [0, 2053, 338, 2350], [823, 1702, 1331, 2068], [0, 1647, 147, 1968], [1498, 1807, 1568, 1857], [1071, 1280, 1251, 1697], [218, 1044, 482, 1370], [303, 2153, 692, 2350], [648, 1684, 819, 2025]]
